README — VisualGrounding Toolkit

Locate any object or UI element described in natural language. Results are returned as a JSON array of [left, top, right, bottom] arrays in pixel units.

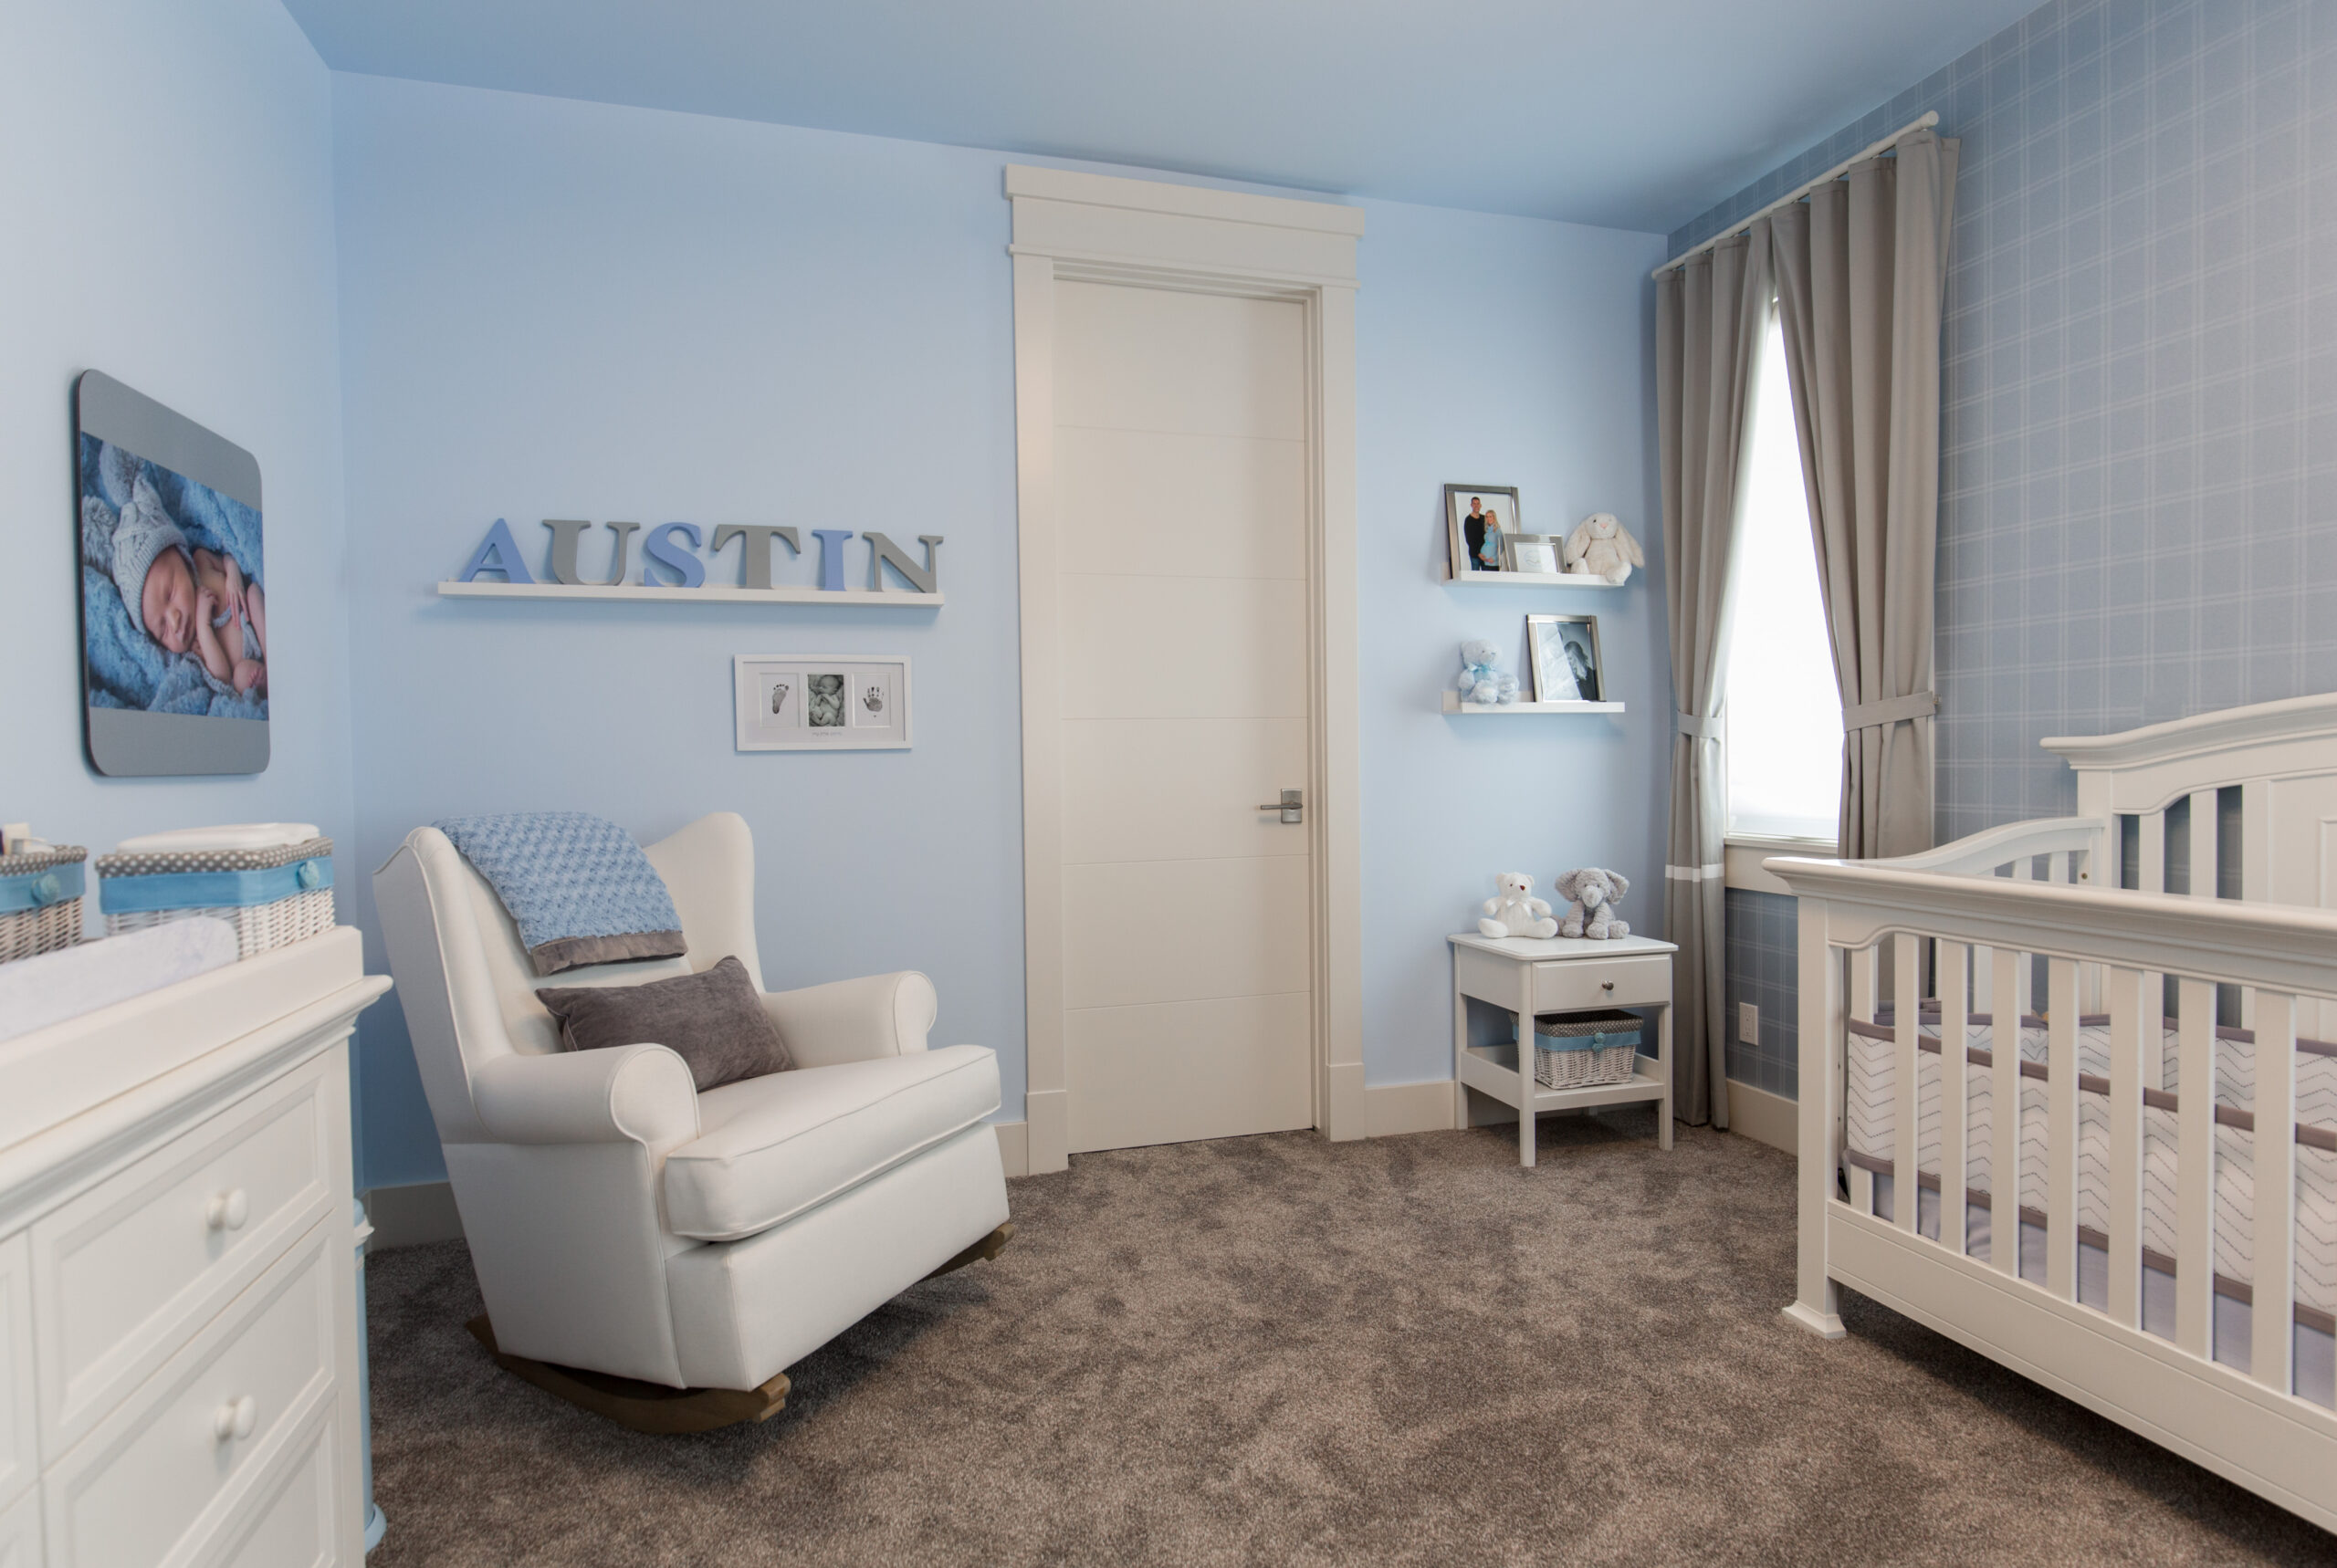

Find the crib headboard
[[2044, 692, 2337, 909]]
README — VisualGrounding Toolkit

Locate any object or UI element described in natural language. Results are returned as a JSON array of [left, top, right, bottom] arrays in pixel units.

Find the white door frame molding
[[1007, 164, 1364, 1173]]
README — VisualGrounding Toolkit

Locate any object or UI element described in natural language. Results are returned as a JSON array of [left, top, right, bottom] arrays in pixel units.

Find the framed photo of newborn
[[1444, 484, 1521, 579], [74, 371, 269, 776], [734, 654, 912, 751], [1526, 613, 1604, 704]]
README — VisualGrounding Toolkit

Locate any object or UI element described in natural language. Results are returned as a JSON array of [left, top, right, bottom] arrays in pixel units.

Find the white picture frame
[[735, 653, 911, 751]]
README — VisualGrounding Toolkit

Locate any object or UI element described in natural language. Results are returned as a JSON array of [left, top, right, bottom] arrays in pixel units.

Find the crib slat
[[1990, 946, 2022, 1279], [2045, 958, 2080, 1300], [1850, 946, 1878, 1216], [2240, 782, 2269, 1030], [2188, 789, 2217, 902], [2139, 810, 2167, 1091], [1937, 942, 1970, 1257], [2104, 965, 2145, 1329], [2253, 992, 2297, 1395], [2009, 860, 2037, 1017], [1894, 938, 1922, 1237], [2175, 977, 2216, 1358], [1972, 944, 1995, 1016]]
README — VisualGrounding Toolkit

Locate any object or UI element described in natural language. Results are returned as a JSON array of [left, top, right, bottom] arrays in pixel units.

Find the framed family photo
[[1444, 485, 1521, 577], [1526, 614, 1604, 703], [735, 653, 911, 750]]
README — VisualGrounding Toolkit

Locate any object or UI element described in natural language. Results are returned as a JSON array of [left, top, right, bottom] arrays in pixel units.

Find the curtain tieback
[[1676, 712, 1724, 741], [1842, 690, 1936, 731]]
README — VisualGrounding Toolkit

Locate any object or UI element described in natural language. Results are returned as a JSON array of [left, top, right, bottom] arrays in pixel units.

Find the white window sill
[[1724, 834, 1837, 895]]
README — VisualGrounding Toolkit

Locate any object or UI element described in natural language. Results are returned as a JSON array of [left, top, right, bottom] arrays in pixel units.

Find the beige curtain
[[1657, 231, 1772, 1129], [1770, 130, 1960, 859]]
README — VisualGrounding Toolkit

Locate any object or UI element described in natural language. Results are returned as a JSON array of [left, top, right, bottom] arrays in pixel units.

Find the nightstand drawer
[[1534, 955, 1670, 1012]]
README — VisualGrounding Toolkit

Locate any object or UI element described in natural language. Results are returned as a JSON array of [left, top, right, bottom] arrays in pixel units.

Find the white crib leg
[[1787, 898, 1846, 1339]]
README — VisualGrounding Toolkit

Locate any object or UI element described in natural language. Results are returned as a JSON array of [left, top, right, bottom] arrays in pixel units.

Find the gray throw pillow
[[536, 955, 792, 1092]]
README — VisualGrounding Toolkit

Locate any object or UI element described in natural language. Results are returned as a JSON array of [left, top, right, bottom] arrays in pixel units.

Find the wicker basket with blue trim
[[95, 837, 335, 958], [0, 847, 88, 963], [1532, 1008, 1645, 1089]]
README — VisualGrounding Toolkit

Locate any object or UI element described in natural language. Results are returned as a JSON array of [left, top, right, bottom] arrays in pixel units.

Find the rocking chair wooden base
[[464, 1223, 1015, 1433]]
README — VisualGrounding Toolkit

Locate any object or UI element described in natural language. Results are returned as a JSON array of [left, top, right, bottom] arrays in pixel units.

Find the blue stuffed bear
[[1456, 639, 1521, 705]]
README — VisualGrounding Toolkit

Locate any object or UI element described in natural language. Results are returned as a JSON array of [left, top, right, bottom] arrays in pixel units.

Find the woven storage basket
[[1533, 1008, 1644, 1090], [95, 837, 335, 959], [0, 847, 88, 964]]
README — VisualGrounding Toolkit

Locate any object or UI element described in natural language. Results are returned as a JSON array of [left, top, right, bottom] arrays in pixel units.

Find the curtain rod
[[1651, 110, 1940, 280]]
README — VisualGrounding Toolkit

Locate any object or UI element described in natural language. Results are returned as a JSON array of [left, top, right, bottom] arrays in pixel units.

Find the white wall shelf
[[1442, 693, 1624, 716], [1441, 570, 1623, 590], [436, 581, 943, 606]]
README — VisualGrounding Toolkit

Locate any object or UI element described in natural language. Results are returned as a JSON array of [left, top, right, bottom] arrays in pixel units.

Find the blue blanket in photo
[[78, 434, 266, 717]]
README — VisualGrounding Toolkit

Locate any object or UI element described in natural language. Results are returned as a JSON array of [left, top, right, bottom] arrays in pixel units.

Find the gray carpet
[[365, 1111, 2333, 1565]]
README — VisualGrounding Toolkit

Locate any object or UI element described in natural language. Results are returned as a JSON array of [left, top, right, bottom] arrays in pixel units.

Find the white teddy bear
[[1562, 513, 1646, 585], [1455, 639, 1521, 706], [1478, 871, 1558, 939]]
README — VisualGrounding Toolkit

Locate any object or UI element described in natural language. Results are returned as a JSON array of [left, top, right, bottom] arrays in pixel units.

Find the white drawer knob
[[213, 1394, 257, 1442], [204, 1188, 250, 1231]]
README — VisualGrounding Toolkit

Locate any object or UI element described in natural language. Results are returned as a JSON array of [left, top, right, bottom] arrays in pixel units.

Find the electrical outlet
[[1738, 1002, 1759, 1044]]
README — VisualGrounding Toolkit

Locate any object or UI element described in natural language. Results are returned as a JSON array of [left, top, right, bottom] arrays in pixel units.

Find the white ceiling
[[282, 0, 2040, 233]]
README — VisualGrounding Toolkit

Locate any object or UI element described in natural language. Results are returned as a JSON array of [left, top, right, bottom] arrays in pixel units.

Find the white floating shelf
[[1441, 570, 1623, 590], [437, 580, 943, 606], [1442, 693, 1624, 716]]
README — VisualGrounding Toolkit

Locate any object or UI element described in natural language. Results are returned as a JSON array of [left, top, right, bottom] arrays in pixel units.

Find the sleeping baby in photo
[[113, 484, 267, 695]]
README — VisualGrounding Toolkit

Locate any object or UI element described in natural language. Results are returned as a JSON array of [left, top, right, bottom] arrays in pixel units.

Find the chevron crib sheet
[[1842, 1011, 2337, 1331]]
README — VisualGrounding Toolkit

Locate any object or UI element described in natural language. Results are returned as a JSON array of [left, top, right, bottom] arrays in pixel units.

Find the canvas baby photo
[[79, 432, 268, 720]]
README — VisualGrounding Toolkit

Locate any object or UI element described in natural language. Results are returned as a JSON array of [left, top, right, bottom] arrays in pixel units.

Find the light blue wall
[[332, 74, 1667, 1181], [0, 6, 353, 933], [1354, 204, 1668, 1087], [1674, 0, 2337, 1096]]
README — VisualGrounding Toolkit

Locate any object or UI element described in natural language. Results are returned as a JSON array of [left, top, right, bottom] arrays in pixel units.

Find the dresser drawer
[[0, 1234, 32, 1515], [42, 1221, 338, 1568], [199, 1396, 341, 1568], [0, 1488, 37, 1568], [32, 1058, 334, 1454], [1534, 954, 1671, 1013]]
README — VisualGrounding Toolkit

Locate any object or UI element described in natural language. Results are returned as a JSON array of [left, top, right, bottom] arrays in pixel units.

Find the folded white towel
[[113, 822, 320, 853], [0, 919, 239, 1042]]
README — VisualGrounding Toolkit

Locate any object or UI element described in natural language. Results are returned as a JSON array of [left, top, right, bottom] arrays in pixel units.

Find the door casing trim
[[1006, 164, 1364, 1172]]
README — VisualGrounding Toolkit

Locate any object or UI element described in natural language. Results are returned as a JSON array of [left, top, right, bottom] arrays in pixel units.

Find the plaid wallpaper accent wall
[[1724, 888, 1800, 1099], [1673, 0, 2337, 1093]]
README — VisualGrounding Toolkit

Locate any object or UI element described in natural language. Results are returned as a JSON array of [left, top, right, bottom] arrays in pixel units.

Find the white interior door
[[1051, 279, 1315, 1154]]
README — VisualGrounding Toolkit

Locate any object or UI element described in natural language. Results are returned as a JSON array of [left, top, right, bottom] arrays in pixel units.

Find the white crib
[[1767, 694, 2337, 1531]]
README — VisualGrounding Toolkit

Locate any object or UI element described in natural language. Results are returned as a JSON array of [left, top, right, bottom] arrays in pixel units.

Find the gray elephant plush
[[1555, 867, 1630, 939]]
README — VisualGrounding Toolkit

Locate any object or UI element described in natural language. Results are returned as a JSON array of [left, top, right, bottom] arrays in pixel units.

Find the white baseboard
[[993, 1119, 1031, 1177], [1363, 1079, 1452, 1137], [363, 1180, 464, 1250], [1725, 1079, 1796, 1155]]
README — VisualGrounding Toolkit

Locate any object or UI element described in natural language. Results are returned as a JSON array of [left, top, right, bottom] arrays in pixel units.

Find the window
[[1721, 309, 1841, 844]]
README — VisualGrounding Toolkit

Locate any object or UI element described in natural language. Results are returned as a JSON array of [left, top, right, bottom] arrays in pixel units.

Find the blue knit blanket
[[433, 811, 686, 977]]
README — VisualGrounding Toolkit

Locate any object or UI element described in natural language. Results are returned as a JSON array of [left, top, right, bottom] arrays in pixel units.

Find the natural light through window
[[1722, 309, 1841, 843]]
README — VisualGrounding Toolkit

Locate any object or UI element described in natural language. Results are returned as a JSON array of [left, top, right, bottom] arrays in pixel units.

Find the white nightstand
[[1448, 932, 1676, 1166]]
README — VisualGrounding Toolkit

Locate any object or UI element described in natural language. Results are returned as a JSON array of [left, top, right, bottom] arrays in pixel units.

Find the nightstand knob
[[1600, 980, 1614, 991]]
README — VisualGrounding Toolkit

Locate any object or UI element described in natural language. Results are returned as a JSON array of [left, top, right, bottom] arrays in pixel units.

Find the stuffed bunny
[[1555, 867, 1631, 939], [1561, 513, 1646, 585], [1478, 871, 1558, 939]]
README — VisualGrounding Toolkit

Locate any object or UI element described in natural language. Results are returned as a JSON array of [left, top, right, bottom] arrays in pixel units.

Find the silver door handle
[[1256, 789, 1304, 824]]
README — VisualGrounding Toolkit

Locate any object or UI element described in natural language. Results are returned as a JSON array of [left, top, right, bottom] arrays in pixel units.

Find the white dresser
[[0, 929, 388, 1567]]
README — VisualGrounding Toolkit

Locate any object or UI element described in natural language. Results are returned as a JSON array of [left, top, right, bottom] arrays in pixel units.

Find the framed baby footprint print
[[734, 654, 911, 751]]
